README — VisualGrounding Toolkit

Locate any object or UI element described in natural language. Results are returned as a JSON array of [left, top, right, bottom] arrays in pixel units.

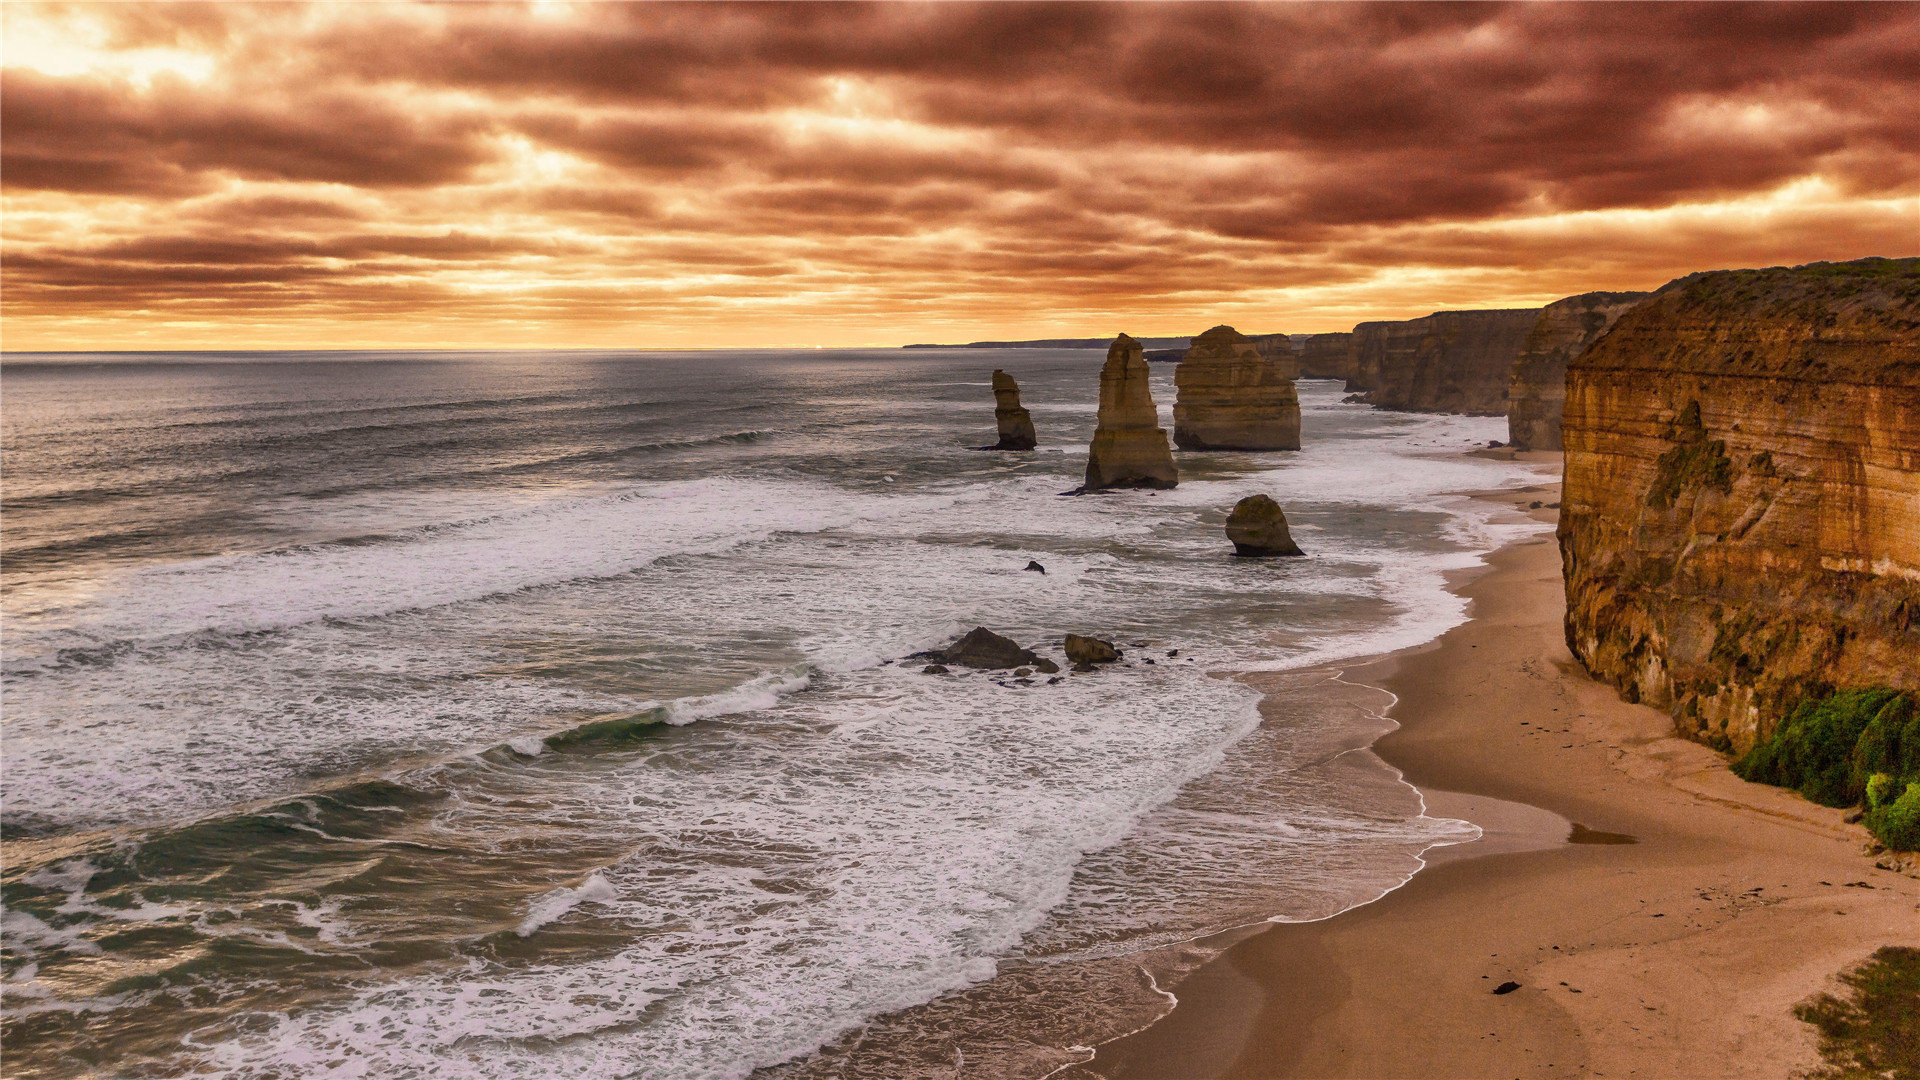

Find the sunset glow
[[3, 1, 1915, 350]]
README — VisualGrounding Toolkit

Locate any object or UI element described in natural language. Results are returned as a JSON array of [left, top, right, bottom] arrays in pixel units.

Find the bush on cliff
[[1732, 688, 1920, 848]]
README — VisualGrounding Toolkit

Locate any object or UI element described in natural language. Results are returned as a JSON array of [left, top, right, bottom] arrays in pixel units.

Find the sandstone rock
[[1082, 335, 1178, 490], [1506, 291, 1649, 450], [1351, 309, 1542, 414], [1033, 657, 1061, 674], [1558, 257, 1920, 756], [1172, 325, 1303, 451], [1063, 634, 1121, 665], [1224, 494, 1306, 556], [988, 369, 1037, 450], [925, 627, 1040, 669]]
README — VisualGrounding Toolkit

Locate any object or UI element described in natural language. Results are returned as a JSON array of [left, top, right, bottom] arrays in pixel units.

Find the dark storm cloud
[[4, 1, 1916, 347]]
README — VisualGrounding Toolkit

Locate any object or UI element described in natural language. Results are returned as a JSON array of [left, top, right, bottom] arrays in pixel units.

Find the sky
[[3, 1, 1916, 350]]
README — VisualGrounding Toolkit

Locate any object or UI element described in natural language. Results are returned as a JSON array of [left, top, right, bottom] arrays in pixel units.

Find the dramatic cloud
[[3, 0, 1916, 349]]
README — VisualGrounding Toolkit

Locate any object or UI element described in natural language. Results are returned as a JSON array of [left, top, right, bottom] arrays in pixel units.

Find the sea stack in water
[[1173, 325, 1302, 451], [1224, 494, 1305, 556], [988, 370, 1038, 450], [1082, 334, 1177, 491], [1559, 257, 1919, 755]]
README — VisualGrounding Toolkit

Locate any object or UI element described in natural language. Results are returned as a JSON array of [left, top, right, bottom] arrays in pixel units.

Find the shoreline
[[1076, 484, 1920, 1080]]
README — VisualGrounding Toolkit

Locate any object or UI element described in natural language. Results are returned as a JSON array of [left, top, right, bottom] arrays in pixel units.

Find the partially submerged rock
[[1081, 335, 1178, 491], [988, 370, 1038, 450], [1024, 560, 1046, 574], [1225, 494, 1306, 556], [1063, 634, 1120, 665], [923, 627, 1040, 669], [1173, 325, 1302, 451]]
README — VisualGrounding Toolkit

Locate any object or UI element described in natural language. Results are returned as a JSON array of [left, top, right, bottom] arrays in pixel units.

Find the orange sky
[[3, 1, 1916, 351]]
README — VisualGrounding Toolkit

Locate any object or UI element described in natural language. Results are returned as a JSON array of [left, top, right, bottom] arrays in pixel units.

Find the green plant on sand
[[1794, 946, 1920, 1080], [1732, 688, 1920, 850]]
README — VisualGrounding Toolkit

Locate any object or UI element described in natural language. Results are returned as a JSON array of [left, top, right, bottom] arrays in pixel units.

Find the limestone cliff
[[988, 369, 1037, 450], [1300, 332, 1360, 388], [1354, 308, 1541, 414], [1506, 292, 1649, 451], [1083, 334, 1178, 490], [1558, 257, 1920, 754], [1173, 325, 1302, 451]]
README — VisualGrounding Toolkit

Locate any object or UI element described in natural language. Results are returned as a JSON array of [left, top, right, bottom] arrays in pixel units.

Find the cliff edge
[[1355, 308, 1541, 414], [1558, 257, 1920, 753], [1506, 291, 1649, 451]]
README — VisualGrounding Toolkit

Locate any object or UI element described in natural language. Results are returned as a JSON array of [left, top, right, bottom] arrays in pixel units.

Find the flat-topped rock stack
[[988, 369, 1037, 449], [1172, 325, 1302, 451], [1507, 291, 1649, 450], [1082, 334, 1177, 491]]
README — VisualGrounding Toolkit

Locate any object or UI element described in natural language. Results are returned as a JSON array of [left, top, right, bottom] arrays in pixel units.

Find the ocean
[[0, 348, 1553, 1078]]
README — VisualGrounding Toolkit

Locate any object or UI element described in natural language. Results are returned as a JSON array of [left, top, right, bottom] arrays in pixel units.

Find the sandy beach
[[1080, 480, 1920, 1080]]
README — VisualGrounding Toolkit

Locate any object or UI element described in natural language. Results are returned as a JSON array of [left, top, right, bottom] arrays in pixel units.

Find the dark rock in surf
[[1225, 494, 1305, 557], [1064, 634, 1121, 665], [1032, 657, 1060, 674], [927, 627, 1041, 669], [1025, 560, 1046, 574], [922, 664, 950, 675]]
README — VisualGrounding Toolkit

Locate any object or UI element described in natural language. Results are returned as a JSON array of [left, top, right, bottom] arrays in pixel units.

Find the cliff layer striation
[[1558, 257, 1920, 754]]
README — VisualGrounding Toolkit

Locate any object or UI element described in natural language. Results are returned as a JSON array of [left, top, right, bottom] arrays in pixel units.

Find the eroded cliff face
[[1558, 258, 1920, 754], [1173, 325, 1302, 451], [1506, 291, 1649, 451], [1355, 308, 1541, 414], [1300, 332, 1360, 388]]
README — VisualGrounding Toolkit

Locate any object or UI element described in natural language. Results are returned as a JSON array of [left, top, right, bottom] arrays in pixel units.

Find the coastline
[[1079, 483, 1920, 1080]]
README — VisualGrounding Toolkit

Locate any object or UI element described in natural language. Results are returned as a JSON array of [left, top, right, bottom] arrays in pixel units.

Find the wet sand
[[1078, 485, 1920, 1080]]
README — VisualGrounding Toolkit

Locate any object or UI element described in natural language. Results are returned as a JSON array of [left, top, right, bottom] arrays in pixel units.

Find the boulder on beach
[[1063, 634, 1121, 665], [1081, 335, 1177, 491], [924, 627, 1040, 669], [989, 370, 1038, 450], [1225, 494, 1305, 557]]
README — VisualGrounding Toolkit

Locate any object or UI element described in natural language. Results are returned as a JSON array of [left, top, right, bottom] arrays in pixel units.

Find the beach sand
[[1077, 483, 1920, 1080]]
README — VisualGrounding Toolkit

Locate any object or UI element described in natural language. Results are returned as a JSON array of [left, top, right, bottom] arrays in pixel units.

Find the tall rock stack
[[1506, 291, 1649, 451], [1354, 308, 1542, 414], [1082, 334, 1178, 490], [1172, 325, 1302, 451], [988, 369, 1038, 449], [1558, 257, 1920, 754]]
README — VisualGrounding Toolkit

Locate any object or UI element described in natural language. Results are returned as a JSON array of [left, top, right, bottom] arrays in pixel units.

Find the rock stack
[[1224, 494, 1305, 556], [1172, 325, 1302, 451], [988, 369, 1038, 450], [1082, 334, 1178, 491], [1505, 291, 1648, 451]]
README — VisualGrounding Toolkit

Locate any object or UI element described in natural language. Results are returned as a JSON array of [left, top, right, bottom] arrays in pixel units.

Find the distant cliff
[[1300, 332, 1359, 387], [1506, 291, 1649, 451], [1353, 309, 1541, 414], [1558, 258, 1920, 754]]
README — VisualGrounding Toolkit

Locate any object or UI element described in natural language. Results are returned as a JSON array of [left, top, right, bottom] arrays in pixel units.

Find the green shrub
[[1733, 689, 1920, 849], [1867, 773, 1898, 810], [1795, 945, 1920, 1080], [1867, 782, 1920, 853]]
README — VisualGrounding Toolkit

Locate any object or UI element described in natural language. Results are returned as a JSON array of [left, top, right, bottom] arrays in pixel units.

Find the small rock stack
[[1173, 325, 1302, 451], [1082, 334, 1178, 491], [989, 370, 1038, 450], [1225, 494, 1305, 556]]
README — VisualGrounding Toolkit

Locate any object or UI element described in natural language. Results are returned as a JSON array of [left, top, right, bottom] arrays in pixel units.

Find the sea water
[[0, 349, 1553, 1078]]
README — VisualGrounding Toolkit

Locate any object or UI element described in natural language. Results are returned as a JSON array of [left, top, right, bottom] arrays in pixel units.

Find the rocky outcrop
[[988, 370, 1037, 449], [1224, 494, 1305, 556], [1082, 334, 1178, 490], [1300, 332, 1360, 387], [1558, 257, 1920, 756], [1063, 634, 1120, 665], [920, 627, 1040, 669], [1354, 308, 1542, 414], [1172, 325, 1302, 451], [1506, 292, 1649, 450]]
